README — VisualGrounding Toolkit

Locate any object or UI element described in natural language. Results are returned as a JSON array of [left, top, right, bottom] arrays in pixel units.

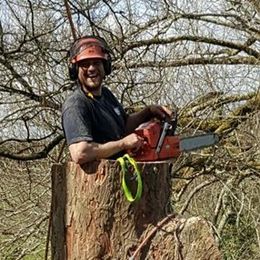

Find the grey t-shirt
[[62, 86, 127, 157]]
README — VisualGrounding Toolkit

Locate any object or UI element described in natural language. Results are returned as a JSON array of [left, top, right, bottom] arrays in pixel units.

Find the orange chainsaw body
[[133, 121, 181, 161]]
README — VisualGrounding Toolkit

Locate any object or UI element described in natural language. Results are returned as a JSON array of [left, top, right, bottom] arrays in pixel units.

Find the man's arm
[[125, 105, 172, 134], [69, 133, 143, 164], [66, 104, 172, 164]]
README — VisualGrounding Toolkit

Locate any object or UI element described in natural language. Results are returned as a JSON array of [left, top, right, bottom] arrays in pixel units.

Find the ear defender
[[68, 36, 112, 80], [68, 60, 79, 81]]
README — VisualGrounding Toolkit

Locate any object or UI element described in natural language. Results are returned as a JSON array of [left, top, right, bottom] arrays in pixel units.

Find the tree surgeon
[[62, 35, 172, 164]]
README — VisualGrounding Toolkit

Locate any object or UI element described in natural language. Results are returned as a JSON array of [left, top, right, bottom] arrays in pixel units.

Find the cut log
[[51, 160, 222, 260]]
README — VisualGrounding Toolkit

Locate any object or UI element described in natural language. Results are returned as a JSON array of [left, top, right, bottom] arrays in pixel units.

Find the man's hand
[[121, 133, 144, 151], [148, 105, 173, 121]]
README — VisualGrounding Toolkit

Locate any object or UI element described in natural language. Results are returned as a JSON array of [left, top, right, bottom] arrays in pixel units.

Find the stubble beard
[[82, 76, 103, 95]]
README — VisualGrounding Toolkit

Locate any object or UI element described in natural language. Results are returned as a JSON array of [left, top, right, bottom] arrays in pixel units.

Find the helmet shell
[[70, 38, 108, 63]]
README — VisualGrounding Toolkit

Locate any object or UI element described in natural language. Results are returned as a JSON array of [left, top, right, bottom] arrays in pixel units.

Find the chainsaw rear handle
[[167, 110, 178, 135]]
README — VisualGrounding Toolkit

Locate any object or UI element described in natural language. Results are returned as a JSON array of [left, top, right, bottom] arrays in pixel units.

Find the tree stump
[[51, 160, 222, 260]]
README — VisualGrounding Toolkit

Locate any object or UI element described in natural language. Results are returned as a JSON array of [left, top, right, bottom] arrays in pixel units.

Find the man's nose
[[87, 63, 96, 70]]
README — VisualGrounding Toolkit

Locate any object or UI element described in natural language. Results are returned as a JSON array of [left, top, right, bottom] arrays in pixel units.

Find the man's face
[[77, 58, 105, 92]]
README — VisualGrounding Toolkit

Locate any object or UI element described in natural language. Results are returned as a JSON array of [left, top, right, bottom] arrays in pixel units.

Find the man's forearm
[[69, 140, 125, 164], [125, 105, 172, 134], [69, 132, 143, 164], [125, 107, 151, 134]]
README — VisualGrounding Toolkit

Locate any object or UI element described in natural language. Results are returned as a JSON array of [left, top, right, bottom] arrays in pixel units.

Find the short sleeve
[[62, 104, 93, 145]]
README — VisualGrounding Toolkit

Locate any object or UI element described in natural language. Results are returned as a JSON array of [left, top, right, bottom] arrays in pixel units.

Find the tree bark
[[51, 160, 222, 260]]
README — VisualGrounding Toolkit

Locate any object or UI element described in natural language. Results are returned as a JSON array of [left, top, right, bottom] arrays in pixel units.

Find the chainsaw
[[131, 119, 219, 161]]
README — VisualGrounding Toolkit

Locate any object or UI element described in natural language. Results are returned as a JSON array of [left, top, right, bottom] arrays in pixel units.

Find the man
[[62, 35, 172, 164]]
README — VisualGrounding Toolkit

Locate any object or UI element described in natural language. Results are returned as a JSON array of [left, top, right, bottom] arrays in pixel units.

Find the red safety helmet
[[70, 37, 109, 63]]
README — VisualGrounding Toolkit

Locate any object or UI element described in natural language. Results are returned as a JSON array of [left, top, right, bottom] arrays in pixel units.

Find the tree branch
[[0, 135, 64, 161]]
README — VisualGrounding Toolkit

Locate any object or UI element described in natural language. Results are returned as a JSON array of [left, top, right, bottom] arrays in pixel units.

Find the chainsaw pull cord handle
[[117, 154, 142, 202]]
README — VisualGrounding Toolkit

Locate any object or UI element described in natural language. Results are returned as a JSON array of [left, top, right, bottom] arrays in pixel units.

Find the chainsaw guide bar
[[180, 133, 219, 152]]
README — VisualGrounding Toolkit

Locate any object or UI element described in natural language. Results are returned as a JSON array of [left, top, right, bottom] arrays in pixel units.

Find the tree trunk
[[51, 160, 222, 260]]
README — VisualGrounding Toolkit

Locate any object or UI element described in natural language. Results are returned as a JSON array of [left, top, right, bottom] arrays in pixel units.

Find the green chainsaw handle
[[117, 154, 142, 202]]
